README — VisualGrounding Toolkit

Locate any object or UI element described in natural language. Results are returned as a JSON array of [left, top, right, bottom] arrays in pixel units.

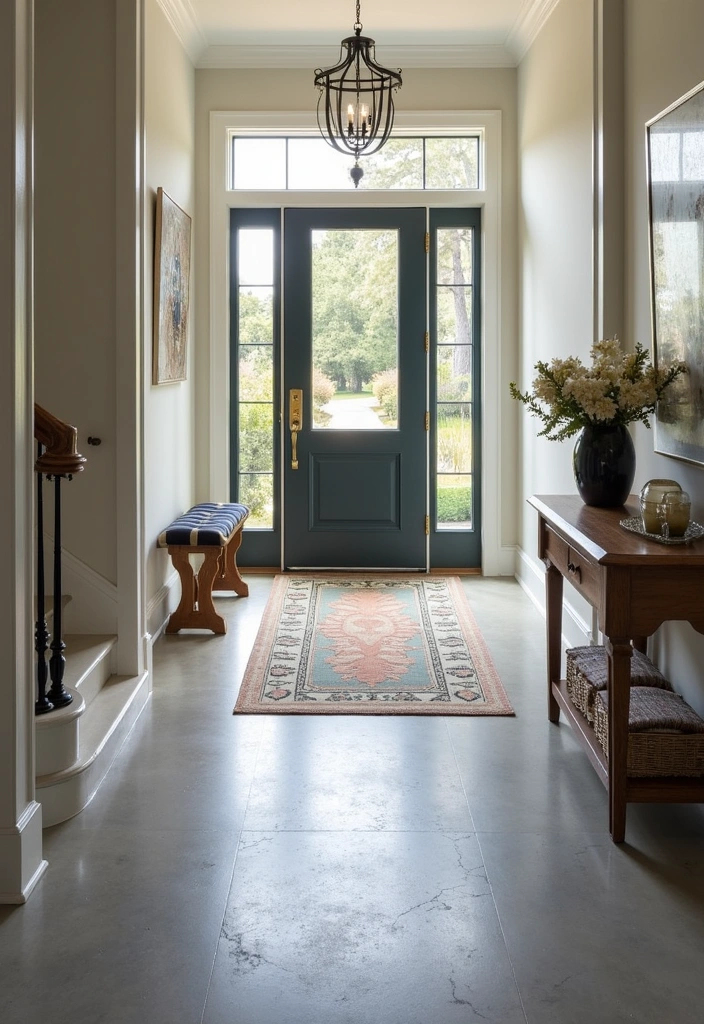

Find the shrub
[[239, 473, 273, 527], [312, 368, 335, 412], [371, 368, 398, 422], [437, 485, 471, 523]]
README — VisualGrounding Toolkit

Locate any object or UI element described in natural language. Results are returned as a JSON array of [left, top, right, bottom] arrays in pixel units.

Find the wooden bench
[[157, 503, 249, 634]]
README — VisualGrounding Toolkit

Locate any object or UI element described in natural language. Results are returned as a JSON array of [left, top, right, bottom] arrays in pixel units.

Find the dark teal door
[[283, 208, 427, 569]]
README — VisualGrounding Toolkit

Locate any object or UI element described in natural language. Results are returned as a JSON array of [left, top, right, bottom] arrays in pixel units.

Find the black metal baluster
[[47, 472, 72, 709], [35, 445, 53, 715]]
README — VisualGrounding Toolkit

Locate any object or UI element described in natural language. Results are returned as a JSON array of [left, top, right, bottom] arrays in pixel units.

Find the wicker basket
[[593, 687, 704, 777], [565, 646, 671, 724]]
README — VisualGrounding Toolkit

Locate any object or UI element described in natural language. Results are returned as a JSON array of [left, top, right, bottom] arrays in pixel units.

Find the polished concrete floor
[[2, 576, 704, 1023]]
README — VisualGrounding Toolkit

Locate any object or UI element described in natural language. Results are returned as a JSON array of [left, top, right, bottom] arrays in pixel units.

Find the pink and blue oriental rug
[[233, 575, 513, 716]]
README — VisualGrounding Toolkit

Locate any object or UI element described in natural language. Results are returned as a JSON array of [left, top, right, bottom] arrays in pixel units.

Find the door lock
[[289, 389, 303, 469]]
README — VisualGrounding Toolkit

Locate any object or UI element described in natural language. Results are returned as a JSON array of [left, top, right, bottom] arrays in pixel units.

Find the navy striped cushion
[[158, 503, 249, 547]]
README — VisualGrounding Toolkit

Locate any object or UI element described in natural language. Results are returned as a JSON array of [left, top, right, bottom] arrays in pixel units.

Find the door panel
[[311, 453, 401, 530], [283, 208, 427, 569]]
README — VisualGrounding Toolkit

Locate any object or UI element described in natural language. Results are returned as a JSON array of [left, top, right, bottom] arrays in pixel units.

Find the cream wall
[[624, 0, 704, 713], [515, 0, 595, 628], [193, 67, 519, 554], [144, 0, 197, 626], [34, 0, 118, 583]]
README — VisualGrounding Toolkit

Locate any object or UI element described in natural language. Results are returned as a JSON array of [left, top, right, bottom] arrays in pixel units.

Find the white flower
[[591, 337, 622, 369], [618, 379, 656, 410], [509, 338, 687, 441]]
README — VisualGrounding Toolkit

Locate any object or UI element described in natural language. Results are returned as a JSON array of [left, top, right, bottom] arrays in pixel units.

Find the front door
[[283, 208, 427, 569]]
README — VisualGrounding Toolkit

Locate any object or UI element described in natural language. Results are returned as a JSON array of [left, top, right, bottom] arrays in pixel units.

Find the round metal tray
[[619, 516, 704, 545]]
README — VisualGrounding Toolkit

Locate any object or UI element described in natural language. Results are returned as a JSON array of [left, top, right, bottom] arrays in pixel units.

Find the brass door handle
[[289, 389, 303, 470]]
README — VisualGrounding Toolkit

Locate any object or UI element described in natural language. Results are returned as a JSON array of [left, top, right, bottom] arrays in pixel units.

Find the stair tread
[[59, 634, 116, 690]]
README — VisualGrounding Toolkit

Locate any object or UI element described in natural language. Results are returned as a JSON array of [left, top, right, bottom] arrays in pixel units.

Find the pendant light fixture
[[314, 1, 402, 188]]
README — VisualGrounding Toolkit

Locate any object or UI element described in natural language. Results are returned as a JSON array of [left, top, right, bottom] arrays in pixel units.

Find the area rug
[[233, 575, 513, 716]]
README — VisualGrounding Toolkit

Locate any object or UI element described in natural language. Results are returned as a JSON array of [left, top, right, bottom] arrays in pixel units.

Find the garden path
[[321, 395, 385, 429]]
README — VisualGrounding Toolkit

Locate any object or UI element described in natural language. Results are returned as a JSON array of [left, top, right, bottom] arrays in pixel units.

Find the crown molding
[[505, 0, 561, 63], [157, 0, 558, 70], [155, 0, 207, 63], [196, 43, 516, 70]]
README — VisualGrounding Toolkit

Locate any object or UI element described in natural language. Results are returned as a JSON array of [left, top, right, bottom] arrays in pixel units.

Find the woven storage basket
[[593, 687, 704, 777], [565, 646, 671, 724]]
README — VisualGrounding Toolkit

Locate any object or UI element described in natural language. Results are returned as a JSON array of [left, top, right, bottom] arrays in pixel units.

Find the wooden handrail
[[34, 403, 87, 475]]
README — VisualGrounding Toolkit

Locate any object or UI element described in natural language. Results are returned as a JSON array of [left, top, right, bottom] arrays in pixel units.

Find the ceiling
[[157, 0, 559, 68]]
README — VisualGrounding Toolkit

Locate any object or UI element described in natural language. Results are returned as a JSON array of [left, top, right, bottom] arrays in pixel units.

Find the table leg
[[545, 562, 563, 723], [606, 636, 632, 843]]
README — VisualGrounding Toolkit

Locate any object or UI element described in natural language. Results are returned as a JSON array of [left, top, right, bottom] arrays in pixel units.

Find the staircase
[[35, 631, 149, 827], [33, 406, 150, 827]]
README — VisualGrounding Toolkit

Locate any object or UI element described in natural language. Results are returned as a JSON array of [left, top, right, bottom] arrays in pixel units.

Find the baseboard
[[496, 544, 518, 576], [0, 801, 48, 904], [514, 545, 593, 650], [147, 568, 180, 640]]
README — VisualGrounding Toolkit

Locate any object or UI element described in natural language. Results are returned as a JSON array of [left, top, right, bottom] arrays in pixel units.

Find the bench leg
[[212, 527, 249, 597], [166, 547, 227, 634]]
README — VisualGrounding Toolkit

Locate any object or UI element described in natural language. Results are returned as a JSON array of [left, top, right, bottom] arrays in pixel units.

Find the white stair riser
[[75, 643, 115, 707], [38, 674, 150, 828], [35, 688, 83, 776]]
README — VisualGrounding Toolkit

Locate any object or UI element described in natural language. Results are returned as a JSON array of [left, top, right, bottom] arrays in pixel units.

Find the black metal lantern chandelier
[[314, 1, 402, 188]]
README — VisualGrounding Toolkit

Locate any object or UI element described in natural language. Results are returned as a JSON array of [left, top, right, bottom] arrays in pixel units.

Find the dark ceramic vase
[[572, 423, 636, 507]]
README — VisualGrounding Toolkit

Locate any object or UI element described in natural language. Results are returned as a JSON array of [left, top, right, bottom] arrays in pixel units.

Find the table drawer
[[545, 527, 601, 606]]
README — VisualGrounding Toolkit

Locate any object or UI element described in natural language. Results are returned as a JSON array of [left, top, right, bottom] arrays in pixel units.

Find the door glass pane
[[239, 473, 274, 529], [239, 404, 273, 472], [437, 346, 471, 402], [236, 228, 275, 530], [437, 403, 472, 474], [437, 287, 472, 345], [353, 139, 424, 190], [437, 228, 473, 284], [239, 346, 273, 402], [238, 229, 274, 285], [238, 287, 273, 345], [425, 138, 480, 189], [288, 138, 424, 190], [233, 139, 286, 190], [287, 139, 358, 190], [437, 474, 472, 530], [311, 228, 398, 429]]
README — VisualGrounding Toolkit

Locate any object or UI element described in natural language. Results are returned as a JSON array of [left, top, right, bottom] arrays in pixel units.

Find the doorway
[[229, 206, 481, 570]]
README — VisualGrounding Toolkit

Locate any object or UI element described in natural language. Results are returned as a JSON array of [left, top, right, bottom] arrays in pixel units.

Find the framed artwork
[[153, 187, 191, 384], [647, 80, 704, 465]]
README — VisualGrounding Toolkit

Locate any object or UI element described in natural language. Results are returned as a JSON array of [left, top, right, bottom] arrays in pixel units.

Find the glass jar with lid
[[657, 490, 691, 538], [640, 478, 682, 534]]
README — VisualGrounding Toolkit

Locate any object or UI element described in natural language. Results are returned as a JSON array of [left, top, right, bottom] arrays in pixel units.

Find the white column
[[0, 0, 47, 904], [115, 0, 148, 677]]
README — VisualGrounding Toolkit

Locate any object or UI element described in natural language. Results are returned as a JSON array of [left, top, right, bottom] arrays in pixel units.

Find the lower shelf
[[552, 679, 704, 803]]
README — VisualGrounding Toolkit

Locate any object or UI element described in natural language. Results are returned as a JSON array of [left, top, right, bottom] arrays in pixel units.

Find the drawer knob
[[567, 561, 582, 582]]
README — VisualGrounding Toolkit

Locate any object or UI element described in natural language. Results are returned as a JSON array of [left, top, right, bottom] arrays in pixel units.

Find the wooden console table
[[529, 494, 704, 843]]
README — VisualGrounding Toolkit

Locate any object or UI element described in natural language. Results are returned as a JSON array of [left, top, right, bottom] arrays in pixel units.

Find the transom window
[[231, 135, 480, 191]]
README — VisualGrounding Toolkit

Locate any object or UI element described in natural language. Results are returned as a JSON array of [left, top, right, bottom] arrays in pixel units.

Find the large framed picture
[[153, 187, 191, 384], [646, 80, 704, 464]]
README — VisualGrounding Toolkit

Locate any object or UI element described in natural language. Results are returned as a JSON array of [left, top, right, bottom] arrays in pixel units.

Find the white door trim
[[208, 110, 505, 574]]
